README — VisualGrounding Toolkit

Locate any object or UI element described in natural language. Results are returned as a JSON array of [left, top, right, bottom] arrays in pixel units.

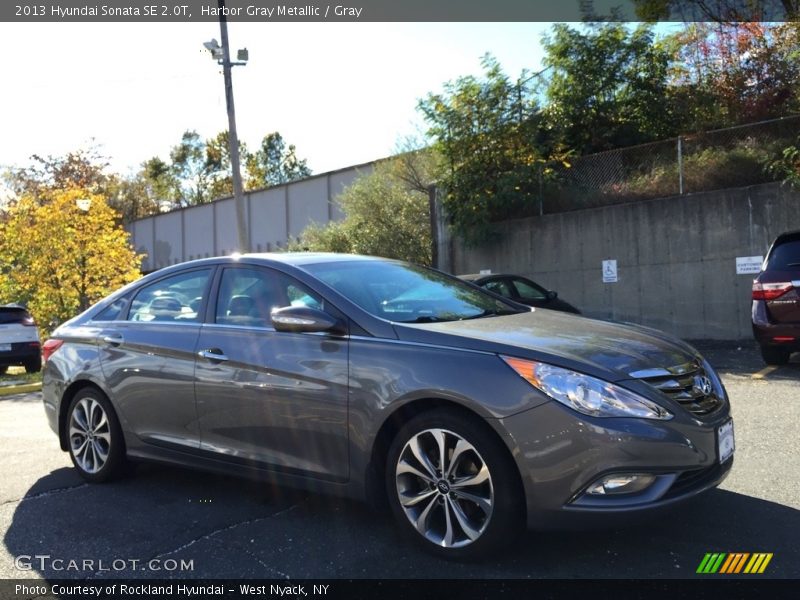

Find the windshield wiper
[[461, 308, 523, 320]]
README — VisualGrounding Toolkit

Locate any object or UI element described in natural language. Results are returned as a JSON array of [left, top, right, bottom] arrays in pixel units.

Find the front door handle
[[199, 349, 229, 362], [102, 333, 124, 346]]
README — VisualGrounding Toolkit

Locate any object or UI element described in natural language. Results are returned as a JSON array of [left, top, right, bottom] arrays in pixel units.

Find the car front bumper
[[495, 400, 733, 529]]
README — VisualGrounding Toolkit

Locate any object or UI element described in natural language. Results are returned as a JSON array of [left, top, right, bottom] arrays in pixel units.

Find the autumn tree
[[3, 147, 111, 204], [668, 22, 800, 130], [0, 188, 143, 333]]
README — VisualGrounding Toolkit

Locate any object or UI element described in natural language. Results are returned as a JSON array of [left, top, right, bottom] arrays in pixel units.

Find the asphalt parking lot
[[0, 341, 797, 580]]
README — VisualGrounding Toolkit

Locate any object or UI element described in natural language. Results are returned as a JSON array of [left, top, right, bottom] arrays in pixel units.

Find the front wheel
[[385, 409, 524, 559], [66, 388, 126, 482]]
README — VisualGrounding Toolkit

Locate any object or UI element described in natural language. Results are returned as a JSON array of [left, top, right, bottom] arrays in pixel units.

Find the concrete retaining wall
[[453, 183, 800, 340]]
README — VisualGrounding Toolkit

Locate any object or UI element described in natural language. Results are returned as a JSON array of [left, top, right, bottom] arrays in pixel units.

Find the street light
[[203, 0, 250, 253]]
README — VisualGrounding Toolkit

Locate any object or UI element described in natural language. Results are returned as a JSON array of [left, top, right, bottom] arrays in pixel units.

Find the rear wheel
[[66, 388, 127, 482], [385, 408, 524, 559], [760, 346, 791, 366], [0, 366, 7, 375], [24, 358, 41, 374]]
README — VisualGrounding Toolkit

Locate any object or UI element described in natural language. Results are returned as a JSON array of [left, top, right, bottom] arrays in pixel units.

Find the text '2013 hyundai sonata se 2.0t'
[[42, 253, 734, 558]]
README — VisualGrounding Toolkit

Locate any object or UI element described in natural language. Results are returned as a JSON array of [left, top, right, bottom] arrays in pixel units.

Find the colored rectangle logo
[[697, 552, 773, 574]]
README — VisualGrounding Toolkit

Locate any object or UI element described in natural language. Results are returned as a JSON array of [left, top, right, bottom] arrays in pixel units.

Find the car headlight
[[501, 356, 673, 420]]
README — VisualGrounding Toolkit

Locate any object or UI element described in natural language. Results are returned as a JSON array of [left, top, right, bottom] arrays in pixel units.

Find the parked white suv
[[0, 305, 42, 374]]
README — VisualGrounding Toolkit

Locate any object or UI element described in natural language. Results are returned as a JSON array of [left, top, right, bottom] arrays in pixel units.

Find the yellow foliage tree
[[0, 188, 143, 334]]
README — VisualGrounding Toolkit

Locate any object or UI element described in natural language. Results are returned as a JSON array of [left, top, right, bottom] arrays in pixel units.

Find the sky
[[0, 22, 556, 182]]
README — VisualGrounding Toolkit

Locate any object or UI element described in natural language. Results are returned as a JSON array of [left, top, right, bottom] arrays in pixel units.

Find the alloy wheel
[[395, 428, 494, 548], [69, 397, 112, 474]]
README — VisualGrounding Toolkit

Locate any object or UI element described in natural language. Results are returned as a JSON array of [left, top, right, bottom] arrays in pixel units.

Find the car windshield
[[303, 260, 523, 323]]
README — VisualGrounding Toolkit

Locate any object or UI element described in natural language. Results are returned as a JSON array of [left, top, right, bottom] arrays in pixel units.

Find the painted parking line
[[751, 365, 779, 380]]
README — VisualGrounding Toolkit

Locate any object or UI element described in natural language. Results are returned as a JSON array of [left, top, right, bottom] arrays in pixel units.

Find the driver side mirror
[[271, 306, 346, 335], [546, 290, 558, 301]]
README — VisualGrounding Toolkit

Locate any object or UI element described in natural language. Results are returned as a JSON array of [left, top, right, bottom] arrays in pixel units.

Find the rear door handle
[[102, 334, 124, 346], [199, 349, 229, 362]]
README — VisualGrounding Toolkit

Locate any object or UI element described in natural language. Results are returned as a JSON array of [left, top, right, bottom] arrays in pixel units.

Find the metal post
[[538, 163, 544, 216], [428, 184, 439, 269], [677, 136, 684, 195], [218, 0, 250, 252]]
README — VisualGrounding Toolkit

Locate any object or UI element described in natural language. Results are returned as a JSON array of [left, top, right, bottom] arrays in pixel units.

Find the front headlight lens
[[501, 356, 673, 420]]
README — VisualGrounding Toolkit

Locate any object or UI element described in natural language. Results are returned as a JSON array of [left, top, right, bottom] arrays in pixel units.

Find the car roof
[[773, 230, 800, 246], [243, 252, 387, 266]]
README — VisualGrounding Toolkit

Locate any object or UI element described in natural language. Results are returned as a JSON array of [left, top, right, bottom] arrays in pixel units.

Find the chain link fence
[[540, 114, 800, 214]]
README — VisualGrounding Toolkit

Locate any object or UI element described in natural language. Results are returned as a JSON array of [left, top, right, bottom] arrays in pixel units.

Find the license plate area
[[718, 419, 735, 464], [0, 344, 11, 352]]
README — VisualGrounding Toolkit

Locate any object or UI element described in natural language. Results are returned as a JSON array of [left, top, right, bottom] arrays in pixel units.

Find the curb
[[0, 382, 42, 397]]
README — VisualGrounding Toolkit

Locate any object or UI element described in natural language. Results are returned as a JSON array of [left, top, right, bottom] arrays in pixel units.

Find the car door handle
[[102, 334, 124, 346], [198, 349, 229, 362]]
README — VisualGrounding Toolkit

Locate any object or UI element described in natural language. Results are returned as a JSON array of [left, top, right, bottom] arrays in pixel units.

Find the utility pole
[[205, 0, 250, 253]]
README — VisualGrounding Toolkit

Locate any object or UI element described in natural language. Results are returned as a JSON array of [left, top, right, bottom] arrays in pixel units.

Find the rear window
[[765, 238, 800, 271], [0, 307, 32, 325]]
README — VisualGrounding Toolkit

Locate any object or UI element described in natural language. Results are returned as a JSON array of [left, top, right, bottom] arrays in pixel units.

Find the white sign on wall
[[736, 256, 763, 275], [602, 259, 618, 283]]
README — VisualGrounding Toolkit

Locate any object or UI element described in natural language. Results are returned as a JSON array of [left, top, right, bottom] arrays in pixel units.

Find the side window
[[483, 280, 513, 298], [215, 268, 325, 328], [127, 269, 212, 323], [94, 296, 129, 322], [511, 278, 547, 301]]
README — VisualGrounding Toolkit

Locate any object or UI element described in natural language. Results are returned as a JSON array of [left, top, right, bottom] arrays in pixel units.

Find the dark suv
[[752, 230, 800, 365]]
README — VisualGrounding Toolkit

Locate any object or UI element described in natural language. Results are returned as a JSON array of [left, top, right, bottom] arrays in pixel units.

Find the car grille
[[631, 361, 723, 417]]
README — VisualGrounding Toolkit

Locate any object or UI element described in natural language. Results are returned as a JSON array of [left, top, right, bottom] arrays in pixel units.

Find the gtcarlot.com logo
[[13, 554, 194, 573], [696, 552, 773, 574]]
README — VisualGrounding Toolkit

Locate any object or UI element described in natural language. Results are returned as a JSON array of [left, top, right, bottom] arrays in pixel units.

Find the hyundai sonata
[[42, 254, 733, 558]]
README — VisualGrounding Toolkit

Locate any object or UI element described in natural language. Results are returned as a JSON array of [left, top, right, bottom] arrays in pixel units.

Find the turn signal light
[[752, 281, 792, 301]]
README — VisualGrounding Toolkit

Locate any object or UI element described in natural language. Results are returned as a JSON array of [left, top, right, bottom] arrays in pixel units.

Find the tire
[[385, 408, 524, 559], [760, 346, 790, 366], [24, 357, 42, 374], [0, 366, 7, 375], [65, 388, 127, 483]]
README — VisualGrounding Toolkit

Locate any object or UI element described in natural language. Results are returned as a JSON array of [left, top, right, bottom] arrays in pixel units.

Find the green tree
[[245, 132, 312, 189], [0, 188, 143, 333], [167, 130, 217, 206], [540, 23, 675, 154], [291, 155, 434, 265], [418, 55, 547, 244]]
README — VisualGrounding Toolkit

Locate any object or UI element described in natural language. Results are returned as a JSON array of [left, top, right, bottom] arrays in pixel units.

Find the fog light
[[587, 474, 656, 495]]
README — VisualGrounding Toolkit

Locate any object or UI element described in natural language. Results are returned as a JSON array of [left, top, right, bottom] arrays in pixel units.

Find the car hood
[[393, 310, 700, 383]]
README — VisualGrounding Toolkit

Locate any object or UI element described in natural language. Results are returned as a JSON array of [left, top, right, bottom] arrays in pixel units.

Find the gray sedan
[[42, 253, 734, 559]]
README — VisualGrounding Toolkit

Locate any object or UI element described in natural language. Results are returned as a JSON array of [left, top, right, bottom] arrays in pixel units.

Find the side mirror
[[271, 306, 346, 335], [546, 290, 558, 301]]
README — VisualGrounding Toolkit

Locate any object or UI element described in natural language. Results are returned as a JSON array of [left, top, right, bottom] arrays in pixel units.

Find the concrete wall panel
[[453, 183, 800, 340]]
